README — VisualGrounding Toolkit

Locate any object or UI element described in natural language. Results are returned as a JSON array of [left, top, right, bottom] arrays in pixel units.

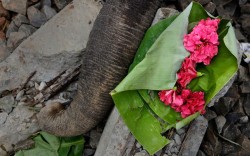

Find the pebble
[[18, 24, 37, 37], [0, 41, 10, 62], [38, 81, 47, 91], [174, 134, 181, 145], [41, 0, 51, 7], [84, 148, 95, 156], [16, 90, 25, 101], [27, 6, 47, 28], [90, 130, 102, 149], [0, 2, 9, 18], [53, 0, 68, 10], [239, 116, 249, 124], [34, 92, 43, 101], [136, 142, 141, 148], [0, 95, 15, 113], [13, 14, 29, 27], [7, 31, 26, 49], [20, 97, 27, 102], [134, 150, 149, 156], [176, 128, 185, 135], [6, 21, 18, 38], [1, 0, 27, 15], [215, 116, 226, 134], [35, 103, 43, 108], [41, 5, 57, 20], [35, 82, 39, 90], [27, 81, 35, 88]]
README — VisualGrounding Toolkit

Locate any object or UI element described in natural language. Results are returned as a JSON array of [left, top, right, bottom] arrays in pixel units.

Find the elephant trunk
[[37, 0, 161, 137]]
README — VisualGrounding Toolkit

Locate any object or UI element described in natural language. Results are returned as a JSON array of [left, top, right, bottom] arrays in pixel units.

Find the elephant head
[[37, 0, 161, 136]]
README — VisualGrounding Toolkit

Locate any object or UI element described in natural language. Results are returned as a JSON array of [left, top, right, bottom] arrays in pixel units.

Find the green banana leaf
[[14, 132, 84, 156], [111, 2, 238, 155]]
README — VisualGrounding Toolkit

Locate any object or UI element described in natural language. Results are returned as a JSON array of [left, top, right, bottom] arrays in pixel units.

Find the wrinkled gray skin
[[37, 0, 161, 137]]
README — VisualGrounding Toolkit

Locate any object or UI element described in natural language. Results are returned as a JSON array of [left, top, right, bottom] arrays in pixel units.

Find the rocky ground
[[0, 0, 72, 62], [0, 0, 250, 156]]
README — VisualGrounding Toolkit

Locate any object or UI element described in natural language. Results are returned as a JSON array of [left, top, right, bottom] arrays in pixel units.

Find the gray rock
[[176, 128, 185, 135], [225, 84, 240, 99], [154, 149, 162, 156], [83, 148, 95, 156], [90, 130, 102, 149], [204, 108, 217, 121], [27, 6, 47, 28], [16, 90, 25, 101], [38, 81, 46, 91], [152, 8, 179, 26], [0, 106, 39, 153], [53, 0, 68, 10], [235, 29, 247, 42], [241, 3, 250, 14], [41, 0, 51, 7], [196, 0, 210, 5], [221, 141, 238, 155], [214, 97, 237, 115], [178, 116, 208, 156], [41, 5, 57, 20], [13, 14, 29, 27], [6, 21, 18, 38], [0, 95, 15, 113], [0, 2, 10, 18], [18, 24, 37, 37], [239, 116, 249, 124], [7, 31, 26, 49], [222, 123, 241, 140], [215, 115, 226, 134], [134, 150, 149, 156], [136, 142, 141, 148], [0, 112, 8, 124], [240, 81, 250, 93], [14, 139, 35, 151], [238, 65, 250, 82], [0, 0, 102, 109], [1, 0, 27, 15], [240, 123, 250, 138], [242, 16, 250, 35], [243, 94, 250, 116], [174, 134, 181, 145], [178, 0, 192, 10], [204, 2, 216, 14], [239, 0, 248, 5], [226, 112, 244, 124], [236, 135, 250, 155]]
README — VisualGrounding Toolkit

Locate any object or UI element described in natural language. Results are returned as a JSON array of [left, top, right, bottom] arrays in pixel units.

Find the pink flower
[[183, 18, 220, 65], [159, 90, 174, 105], [158, 89, 184, 107], [177, 58, 197, 88], [180, 91, 206, 118]]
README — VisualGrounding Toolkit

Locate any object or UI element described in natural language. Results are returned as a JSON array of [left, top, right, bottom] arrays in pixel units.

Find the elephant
[[37, 0, 161, 137]]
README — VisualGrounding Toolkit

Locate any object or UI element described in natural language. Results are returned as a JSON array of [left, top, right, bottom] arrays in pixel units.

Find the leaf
[[15, 132, 84, 156], [112, 91, 170, 155], [112, 1, 238, 155], [112, 3, 193, 93]]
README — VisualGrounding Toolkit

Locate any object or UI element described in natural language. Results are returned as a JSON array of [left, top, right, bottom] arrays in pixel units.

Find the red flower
[[183, 18, 220, 65], [158, 89, 184, 107], [177, 58, 197, 88], [180, 91, 206, 118]]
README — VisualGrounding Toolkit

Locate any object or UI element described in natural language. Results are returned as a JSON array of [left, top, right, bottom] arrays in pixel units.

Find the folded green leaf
[[112, 2, 238, 155], [15, 132, 84, 156]]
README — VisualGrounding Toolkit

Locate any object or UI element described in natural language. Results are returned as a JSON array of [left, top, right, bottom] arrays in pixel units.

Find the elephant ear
[[111, 2, 238, 155]]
